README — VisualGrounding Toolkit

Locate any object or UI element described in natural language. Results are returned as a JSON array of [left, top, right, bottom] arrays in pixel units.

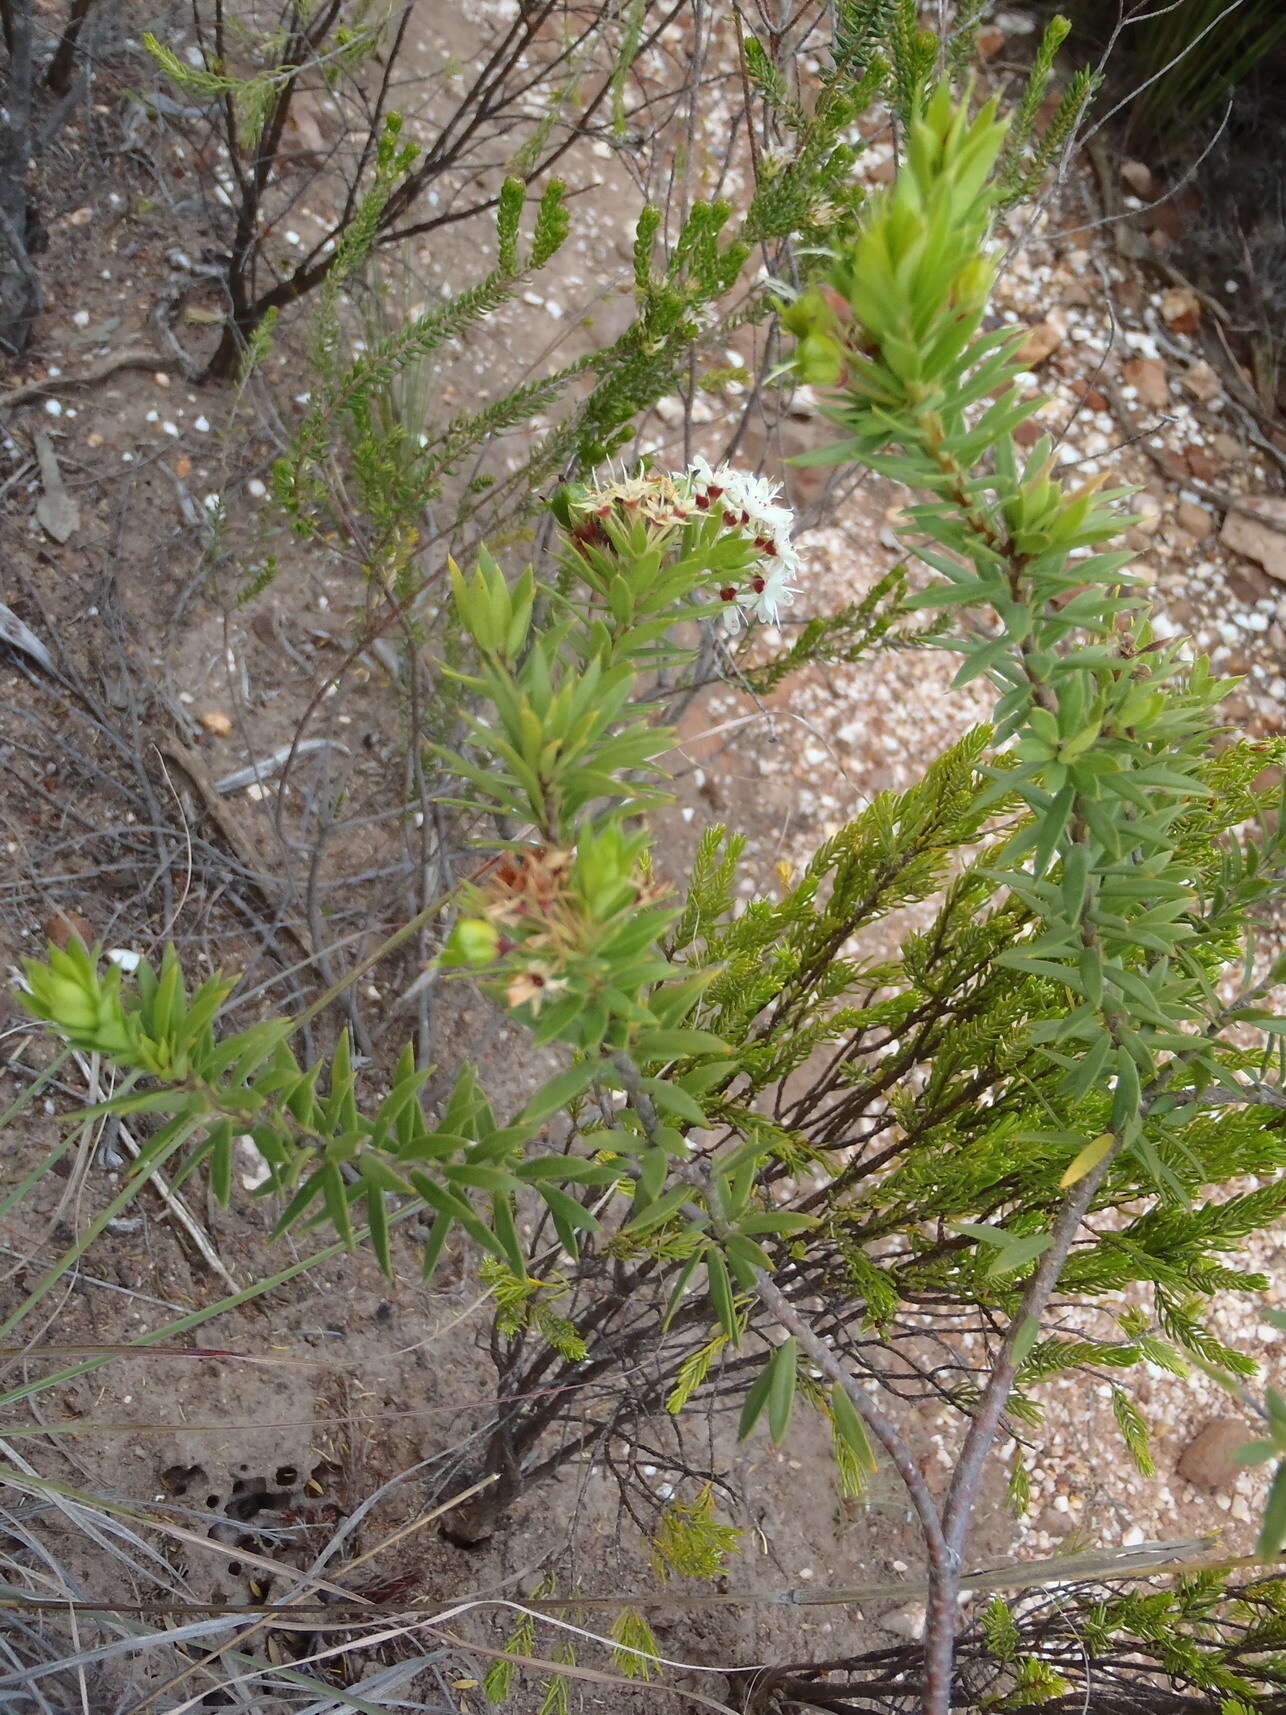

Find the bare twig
[[0, 348, 164, 413]]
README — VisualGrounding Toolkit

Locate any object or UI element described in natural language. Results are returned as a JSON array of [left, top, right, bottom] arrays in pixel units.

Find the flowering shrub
[[15, 44, 1286, 1715]]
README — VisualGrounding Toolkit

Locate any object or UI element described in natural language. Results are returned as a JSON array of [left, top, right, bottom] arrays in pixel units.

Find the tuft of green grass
[[1125, 0, 1286, 148]]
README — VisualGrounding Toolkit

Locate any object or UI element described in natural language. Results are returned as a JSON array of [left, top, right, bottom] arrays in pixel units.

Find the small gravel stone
[[1122, 356, 1169, 409], [1176, 1418, 1255, 1492], [1175, 500, 1214, 540]]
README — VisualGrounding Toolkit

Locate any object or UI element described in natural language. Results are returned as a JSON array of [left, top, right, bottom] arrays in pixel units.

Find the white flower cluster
[[689, 455, 801, 626]]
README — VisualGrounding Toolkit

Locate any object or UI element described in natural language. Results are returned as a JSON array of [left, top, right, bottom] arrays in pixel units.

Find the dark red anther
[[570, 515, 611, 556], [719, 586, 736, 602]]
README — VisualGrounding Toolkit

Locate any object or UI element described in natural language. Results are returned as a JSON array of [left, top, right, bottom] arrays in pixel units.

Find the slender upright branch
[[609, 1052, 952, 1581]]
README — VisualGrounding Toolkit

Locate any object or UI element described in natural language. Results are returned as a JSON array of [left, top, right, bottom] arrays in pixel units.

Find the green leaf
[[1259, 1461, 1286, 1556], [738, 1355, 775, 1441], [1011, 1315, 1040, 1367], [489, 1189, 526, 1274], [705, 1248, 739, 1344], [636, 1145, 668, 1205], [516, 1059, 600, 1127], [409, 1172, 504, 1262], [767, 1337, 799, 1445], [662, 1251, 704, 1330], [1111, 1051, 1141, 1134], [272, 1172, 326, 1239], [365, 1178, 392, 1276], [446, 1162, 525, 1194], [723, 1232, 771, 1287], [623, 1181, 696, 1235], [320, 1162, 355, 1250], [955, 1221, 1052, 1278], [737, 1211, 817, 1238], [1111, 1387, 1155, 1476], [637, 1076, 708, 1126], [831, 1384, 878, 1475], [419, 1211, 453, 1280], [537, 1183, 600, 1252], [1235, 1439, 1278, 1466], [986, 1233, 1052, 1278], [516, 1155, 620, 1186], [633, 1028, 732, 1060], [70, 1087, 198, 1121]]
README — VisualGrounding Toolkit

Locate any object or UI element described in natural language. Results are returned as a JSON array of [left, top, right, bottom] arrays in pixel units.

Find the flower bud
[[20, 947, 135, 1059], [443, 918, 501, 967]]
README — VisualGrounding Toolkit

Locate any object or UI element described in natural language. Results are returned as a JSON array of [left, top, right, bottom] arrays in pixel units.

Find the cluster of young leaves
[[563, 199, 752, 471], [436, 484, 757, 1052], [647, 745, 1286, 1445], [992, 14, 1101, 208], [542, 2, 933, 473], [18, 941, 623, 1279], [435, 545, 678, 841], [724, 844, 1286, 1457], [740, 3, 887, 250], [480, 1258, 587, 1363], [648, 1484, 742, 1581], [781, 83, 1286, 1202]]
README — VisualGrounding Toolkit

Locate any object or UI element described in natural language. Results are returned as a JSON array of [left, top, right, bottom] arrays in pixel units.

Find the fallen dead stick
[[0, 347, 166, 412], [1, 1538, 1267, 1620]]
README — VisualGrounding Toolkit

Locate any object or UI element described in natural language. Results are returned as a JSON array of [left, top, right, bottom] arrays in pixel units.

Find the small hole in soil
[[160, 1462, 205, 1496], [205, 1495, 219, 1508], [228, 1490, 280, 1522], [274, 1465, 298, 1487], [227, 1561, 242, 1575]]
